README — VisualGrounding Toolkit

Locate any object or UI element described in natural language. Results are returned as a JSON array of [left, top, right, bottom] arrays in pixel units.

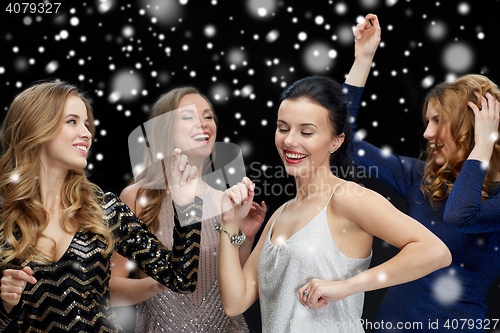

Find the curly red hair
[[421, 74, 500, 207]]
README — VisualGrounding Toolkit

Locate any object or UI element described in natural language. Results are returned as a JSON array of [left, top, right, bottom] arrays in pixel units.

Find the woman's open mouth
[[284, 150, 308, 164], [191, 133, 210, 144]]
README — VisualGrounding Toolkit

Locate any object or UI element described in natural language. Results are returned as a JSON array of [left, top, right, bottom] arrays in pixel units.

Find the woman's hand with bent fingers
[[220, 177, 255, 231], [168, 148, 200, 206], [345, 13, 381, 88], [1, 267, 37, 313], [353, 13, 381, 61], [467, 91, 500, 163], [240, 200, 266, 240], [298, 278, 350, 310]]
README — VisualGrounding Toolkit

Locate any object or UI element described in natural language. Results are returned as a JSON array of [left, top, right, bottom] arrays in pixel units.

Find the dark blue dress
[[344, 83, 500, 332]]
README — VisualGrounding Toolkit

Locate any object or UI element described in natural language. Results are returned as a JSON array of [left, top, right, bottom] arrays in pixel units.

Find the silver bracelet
[[214, 219, 246, 248]]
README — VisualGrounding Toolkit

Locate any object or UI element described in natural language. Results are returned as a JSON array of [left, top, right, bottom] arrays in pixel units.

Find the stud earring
[[330, 150, 334, 154]]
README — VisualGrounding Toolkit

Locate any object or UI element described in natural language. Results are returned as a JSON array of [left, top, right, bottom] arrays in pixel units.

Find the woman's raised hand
[[469, 92, 500, 145], [467, 91, 500, 164], [1, 267, 37, 313], [169, 148, 200, 206], [352, 13, 381, 60], [220, 177, 255, 229], [240, 200, 266, 240]]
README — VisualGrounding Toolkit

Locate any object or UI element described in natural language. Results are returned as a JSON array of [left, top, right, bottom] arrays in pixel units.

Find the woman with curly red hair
[[346, 13, 500, 333]]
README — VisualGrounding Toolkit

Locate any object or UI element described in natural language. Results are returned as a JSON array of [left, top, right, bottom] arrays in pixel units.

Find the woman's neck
[[293, 167, 339, 202], [37, 168, 67, 214]]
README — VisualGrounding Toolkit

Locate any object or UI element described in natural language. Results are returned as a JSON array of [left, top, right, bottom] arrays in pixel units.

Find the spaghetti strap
[[274, 200, 290, 222], [268, 200, 291, 234], [326, 181, 347, 206]]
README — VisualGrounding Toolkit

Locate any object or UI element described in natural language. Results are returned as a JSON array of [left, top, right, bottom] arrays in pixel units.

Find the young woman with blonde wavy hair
[[0, 81, 203, 333], [346, 14, 500, 332]]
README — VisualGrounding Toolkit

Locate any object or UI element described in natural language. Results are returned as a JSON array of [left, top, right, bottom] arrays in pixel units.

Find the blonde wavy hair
[[0, 81, 113, 266], [421, 74, 500, 207], [133, 87, 217, 234]]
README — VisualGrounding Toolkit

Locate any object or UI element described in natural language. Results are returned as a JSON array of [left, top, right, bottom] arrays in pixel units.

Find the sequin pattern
[[136, 187, 249, 333], [0, 192, 202, 332]]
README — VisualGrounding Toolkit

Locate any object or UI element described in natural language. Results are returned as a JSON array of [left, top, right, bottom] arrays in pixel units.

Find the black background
[[1, 0, 500, 332]]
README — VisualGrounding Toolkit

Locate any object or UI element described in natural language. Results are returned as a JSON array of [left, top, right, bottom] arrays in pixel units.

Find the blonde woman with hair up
[[0, 80, 203, 333], [345, 13, 500, 332]]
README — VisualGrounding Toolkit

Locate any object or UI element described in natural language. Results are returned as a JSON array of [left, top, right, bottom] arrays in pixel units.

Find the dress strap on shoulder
[[269, 200, 290, 230], [327, 181, 347, 205], [275, 200, 290, 220]]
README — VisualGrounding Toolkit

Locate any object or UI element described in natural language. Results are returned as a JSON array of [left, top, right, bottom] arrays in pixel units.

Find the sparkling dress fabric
[[0, 192, 202, 333], [135, 187, 249, 333], [257, 184, 372, 333], [344, 83, 500, 332]]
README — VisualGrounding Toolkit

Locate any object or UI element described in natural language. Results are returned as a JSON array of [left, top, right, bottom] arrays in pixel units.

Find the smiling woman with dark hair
[[215, 14, 452, 333]]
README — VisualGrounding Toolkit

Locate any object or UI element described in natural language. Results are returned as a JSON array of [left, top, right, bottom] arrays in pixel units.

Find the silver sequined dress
[[135, 187, 249, 333], [257, 184, 372, 333]]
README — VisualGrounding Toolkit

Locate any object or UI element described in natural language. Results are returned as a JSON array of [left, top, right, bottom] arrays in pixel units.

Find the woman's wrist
[[341, 273, 369, 298], [346, 56, 374, 87], [2, 301, 14, 314], [353, 54, 374, 64], [468, 143, 494, 164], [150, 277, 167, 294], [217, 217, 246, 248], [243, 235, 255, 244], [219, 216, 240, 234]]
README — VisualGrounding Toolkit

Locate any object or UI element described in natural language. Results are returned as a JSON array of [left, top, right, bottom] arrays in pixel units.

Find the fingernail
[[242, 201, 248, 206]]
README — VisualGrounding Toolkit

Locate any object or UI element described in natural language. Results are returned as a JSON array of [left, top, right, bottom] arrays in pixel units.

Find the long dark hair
[[280, 75, 353, 178]]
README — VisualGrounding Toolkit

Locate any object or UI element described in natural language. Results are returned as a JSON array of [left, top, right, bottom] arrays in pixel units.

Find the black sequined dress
[[0, 192, 202, 333]]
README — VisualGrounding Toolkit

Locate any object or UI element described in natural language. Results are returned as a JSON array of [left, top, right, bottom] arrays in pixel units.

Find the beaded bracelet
[[214, 219, 246, 248]]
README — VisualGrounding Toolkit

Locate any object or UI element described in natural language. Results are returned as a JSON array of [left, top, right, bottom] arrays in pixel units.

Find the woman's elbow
[[221, 298, 245, 317], [443, 211, 479, 232], [222, 304, 244, 317], [433, 242, 452, 270]]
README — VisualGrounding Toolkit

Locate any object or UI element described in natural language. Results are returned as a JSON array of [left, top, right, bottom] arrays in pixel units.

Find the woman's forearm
[[238, 236, 254, 266], [110, 276, 165, 307], [345, 56, 375, 88], [218, 218, 254, 317], [344, 239, 451, 296], [468, 141, 495, 165]]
